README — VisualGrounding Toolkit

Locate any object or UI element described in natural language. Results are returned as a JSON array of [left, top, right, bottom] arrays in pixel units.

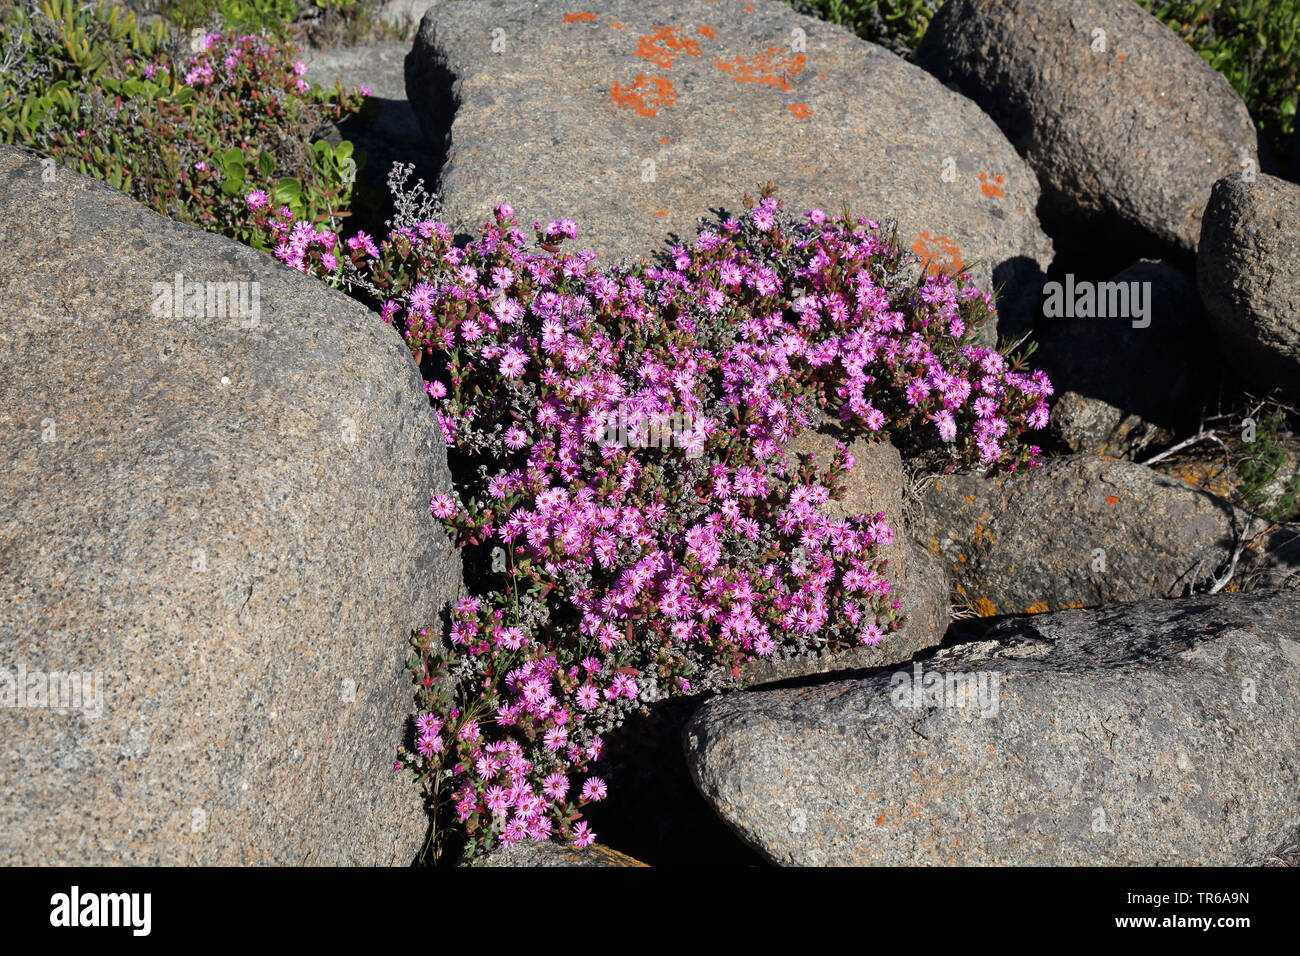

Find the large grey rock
[[914, 456, 1300, 617], [1198, 173, 1300, 396], [686, 590, 1300, 865], [916, 0, 1258, 252], [0, 144, 461, 864], [406, 0, 1053, 337], [1036, 260, 1218, 458]]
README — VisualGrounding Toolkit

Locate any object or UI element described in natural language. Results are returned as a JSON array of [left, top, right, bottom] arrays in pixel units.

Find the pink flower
[[430, 494, 456, 518], [543, 772, 568, 800], [499, 348, 528, 378], [581, 777, 608, 802], [572, 821, 595, 847]]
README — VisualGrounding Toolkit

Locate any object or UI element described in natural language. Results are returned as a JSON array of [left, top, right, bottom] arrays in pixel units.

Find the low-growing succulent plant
[[249, 180, 1052, 862], [0, 0, 365, 246]]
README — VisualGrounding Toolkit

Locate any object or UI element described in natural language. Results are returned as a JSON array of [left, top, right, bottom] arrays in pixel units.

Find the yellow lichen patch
[[1024, 601, 1049, 614], [712, 48, 807, 91], [972, 597, 997, 616], [610, 74, 677, 117], [1158, 457, 1236, 499], [979, 172, 1006, 198], [635, 26, 703, 69], [911, 232, 965, 276]]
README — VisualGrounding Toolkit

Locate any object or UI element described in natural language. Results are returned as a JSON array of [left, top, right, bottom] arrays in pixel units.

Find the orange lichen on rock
[[697, 25, 716, 39], [712, 48, 807, 91], [911, 232, 965, 276], [787, 102, 812, 118], [610, 74, 677, 117], [609, 20, 628, 29], [972, 597, 997, 616], [563, 12, 597, 22], [1105, 495, 1119, 505], [636, 26, 703, 69], [979, 172, 1005, 198], [1024, 601, 1050, 614]]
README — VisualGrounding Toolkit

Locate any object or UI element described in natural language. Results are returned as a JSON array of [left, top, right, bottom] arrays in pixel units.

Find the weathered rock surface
[[746, 430, 948, 684], [1036, 260, 1218, 458], [914, 456, 1300, 616], [0, 144, 461, 864], [916, 0, 1258, 252], [686, 590, 1300, 865], [1152, 429, 1300, 525], [1198, 173, 1300, 396], [406, 0, 1053, 337], [466, 839, 648, 867]]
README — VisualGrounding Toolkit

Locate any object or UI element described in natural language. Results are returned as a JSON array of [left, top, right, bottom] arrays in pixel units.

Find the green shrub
[[0, 0, 365, 247], [153, 0, 302, 35], [1240, 410, 1300, 522], [789, 0, 940, 56]]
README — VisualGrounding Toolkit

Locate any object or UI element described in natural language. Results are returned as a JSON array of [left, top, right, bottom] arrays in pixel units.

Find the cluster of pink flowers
[[250, 187, 1050, 859], [181, 31, 310, 94]]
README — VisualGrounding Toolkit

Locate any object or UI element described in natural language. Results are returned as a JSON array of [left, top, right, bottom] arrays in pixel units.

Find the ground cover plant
[[0, 0, 365, 246], [248, 178, 1054, 861]]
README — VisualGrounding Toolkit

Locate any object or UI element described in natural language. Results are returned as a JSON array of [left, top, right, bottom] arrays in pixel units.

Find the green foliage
[[789, 0, 939, 56], [1240, 410, 1300, 522], [154, 0, 302, 34], [0, 0, 365, 248]]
